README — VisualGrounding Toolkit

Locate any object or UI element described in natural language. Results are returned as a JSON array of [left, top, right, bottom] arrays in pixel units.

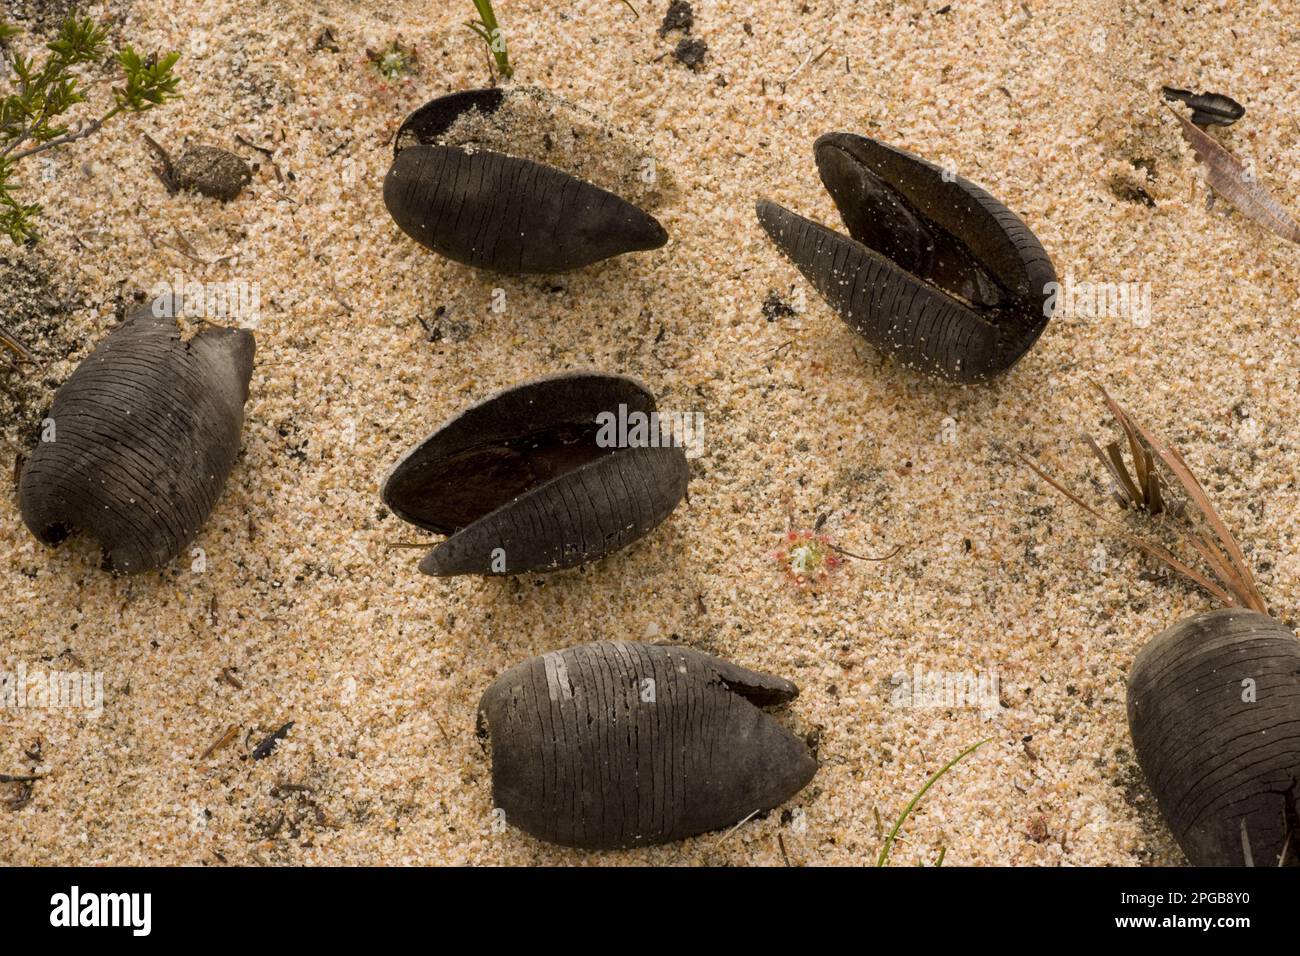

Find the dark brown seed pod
[[18, 299, 255, 574], [1161, 86, 1246, 128], [756, 132, 1057, 382], [1128, 609, 1300, 866], [382, 372, 689, 577], [477, 640, 818, 848], [383, 87, 669, 273]]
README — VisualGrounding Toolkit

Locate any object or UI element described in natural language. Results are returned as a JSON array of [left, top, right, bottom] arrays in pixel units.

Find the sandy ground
[[1, 0, 1298, 866]]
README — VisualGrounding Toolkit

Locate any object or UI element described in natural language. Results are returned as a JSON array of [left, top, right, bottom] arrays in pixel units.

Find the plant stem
[[8, 107, 122, 161], [877, 738, 990, 866], [470, 0, 512, 79]]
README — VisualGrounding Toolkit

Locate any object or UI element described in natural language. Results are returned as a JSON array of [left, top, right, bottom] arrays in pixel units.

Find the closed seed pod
[[383, 87, 668, 273], [477, 640, 818, 848], [756, 132, 1056, 382], [382, 372, 689, 577], [1127, 609, 1300, 866], [18, 299, 255, 573]]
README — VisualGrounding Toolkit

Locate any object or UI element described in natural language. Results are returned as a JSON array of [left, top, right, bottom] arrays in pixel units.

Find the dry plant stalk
[[1169, 104, 1300, 246], [1020, 383, 1267, 614], [0, 323, 35, 368]]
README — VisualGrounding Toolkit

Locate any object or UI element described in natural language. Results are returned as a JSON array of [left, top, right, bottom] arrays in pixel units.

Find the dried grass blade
[[0, 325, 36, 364], [1094, 382, 1151, 495], [1017, 453, 1240, 607], [1105, 440, 1144, 505], [1169, 104, 1300, 246], [1086, 434, 1138, 507], [1123, 414, 1266, 612], [1145, 465, 1163, 514]]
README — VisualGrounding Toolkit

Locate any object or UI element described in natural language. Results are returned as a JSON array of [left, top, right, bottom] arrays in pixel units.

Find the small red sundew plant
[[773, 530, 844, 587]]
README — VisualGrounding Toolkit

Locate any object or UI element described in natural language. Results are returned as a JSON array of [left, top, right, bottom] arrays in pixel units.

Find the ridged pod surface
[[477, 641, 818, 848], [757, 132, 1056, 382], [382, 372, 689, 577], [383, 88, 667, 273], [18, 301, 255, 573], [1127, 609, 1300, 866]]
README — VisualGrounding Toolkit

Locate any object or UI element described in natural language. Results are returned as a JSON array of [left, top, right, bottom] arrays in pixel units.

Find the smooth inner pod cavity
[[383, 87, 669, 273], [381, 372, 689, 577], [18, 297, 255, 574], [477, 641, 818, 849], [756, 132, 1057, 382], [1127, 608, 1300, 867]]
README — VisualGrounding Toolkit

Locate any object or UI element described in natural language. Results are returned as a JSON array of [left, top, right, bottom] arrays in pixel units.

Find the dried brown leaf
[[1169, 104, 1300, 246]]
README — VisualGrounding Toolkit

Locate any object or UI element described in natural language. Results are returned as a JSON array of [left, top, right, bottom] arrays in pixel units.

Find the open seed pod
[[382, 372, 689, 577], [757, 132, 1056, 382], [477, 640, 818, 849], [18, 298, 255, 573], [383, 87, 669, 273], [1128, 609, 1300, 866]]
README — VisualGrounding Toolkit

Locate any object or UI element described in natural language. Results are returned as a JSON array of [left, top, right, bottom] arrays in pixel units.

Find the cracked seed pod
[[477, 641, 818, 848], [383, 87, 669, 273], [382, 372, 689, 577], [1127, 609, 1300, 866], [756, 132, 1056, 382], [18, 299, 255, 573]]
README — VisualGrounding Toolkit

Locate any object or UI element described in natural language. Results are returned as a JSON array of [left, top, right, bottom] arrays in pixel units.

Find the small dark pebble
[[674, 37, 708, 70], [172, 146, 252, 202], [1161, 86, 1245, 128], [313, 26, 340, 53], [659, 0, 694, 36], [251, 721, 294, 760]]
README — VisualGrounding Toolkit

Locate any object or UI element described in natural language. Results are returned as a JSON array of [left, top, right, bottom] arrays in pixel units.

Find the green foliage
[[0, 15, 180, 245], [467, 0, 512, 80], [877, 738, 990, 866]]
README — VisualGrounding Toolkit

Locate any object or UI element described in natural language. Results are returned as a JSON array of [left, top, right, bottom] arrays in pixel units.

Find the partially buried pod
[[477, 641, 818, 848], [757, 132, 1056, 382], [18, 298, 255, 573], [381, 372, 689, 577], [1128, 609, 1300, 866], [383, 87, 669, 273]]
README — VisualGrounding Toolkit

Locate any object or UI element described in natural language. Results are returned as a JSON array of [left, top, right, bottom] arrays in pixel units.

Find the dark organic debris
[[674, 37, 708, 70], [382, 372, 689, 577], [313, 26, 341, 53], [172, 145, 253, 202], [757, 132, 1057, 382], [251, 722, 294, 760], [1107, 173, 1156, 208], [383, 87, 667, 273], [146, 137, 252, 202], [477, 641, 817, 848], [18, 298, 255, 574], [658, 0, 694, 36], [1161, 86, 1245, 128], [762, 289, 798, 322]]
